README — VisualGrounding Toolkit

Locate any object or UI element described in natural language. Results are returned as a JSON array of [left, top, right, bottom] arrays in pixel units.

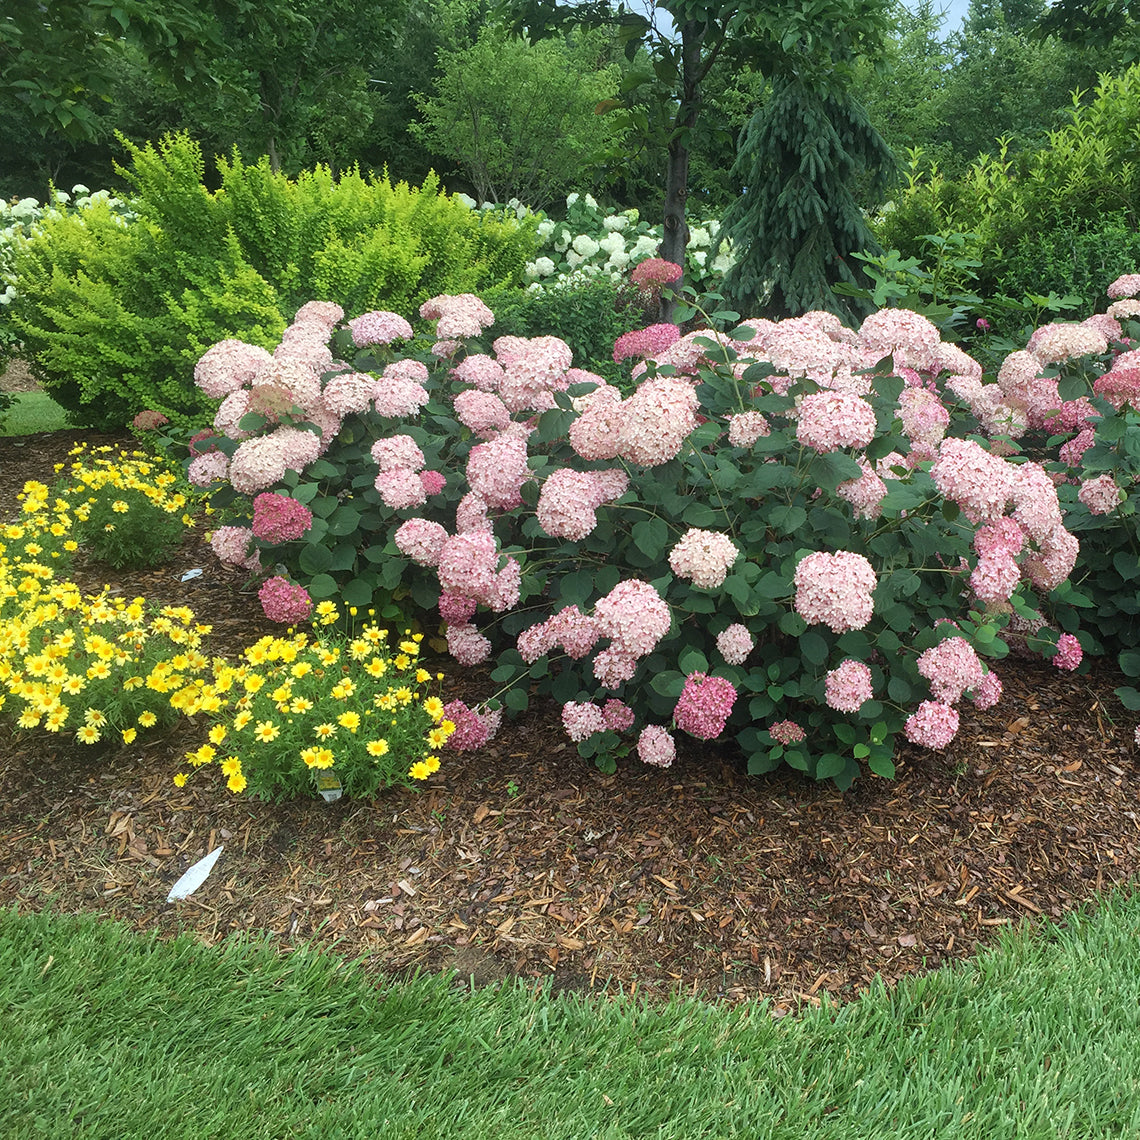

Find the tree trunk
[[659, 20, 704, 323]]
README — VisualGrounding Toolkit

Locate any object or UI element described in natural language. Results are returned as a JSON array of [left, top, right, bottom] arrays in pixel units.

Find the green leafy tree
[[410, 23, 624, 209]]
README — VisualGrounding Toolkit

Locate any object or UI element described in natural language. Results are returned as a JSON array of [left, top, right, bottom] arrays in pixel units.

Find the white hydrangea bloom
[[631, 235, 659, 259], [689, 227, 710, 248], [691, 250, 708, 268], [605, 251, 630, 271], [599, 232, 625, 255], [536, 219, 556, 240], [571, 234, 600, 258], [603, 214, 629, 232], [566, 193, 580, 207], [566, 250, 584, 269], [584, 193, 598, 209], [554, 228, 571, 252], [534, 256, 556, 277], [453, 193, 477, 209]]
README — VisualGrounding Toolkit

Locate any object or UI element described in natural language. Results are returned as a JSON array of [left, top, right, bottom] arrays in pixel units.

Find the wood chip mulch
[[1, 427, 1139, 1016]]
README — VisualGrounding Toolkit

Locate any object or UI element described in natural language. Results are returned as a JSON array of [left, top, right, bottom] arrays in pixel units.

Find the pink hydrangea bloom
[[837, 460, 888, 520], [1059, 428, 1096, 468], [1023, 528, 1080, 592], [673, 673, 737, 740], [716, 623, 754, 666], [593, 580, 671, 657], [251, 493, 313, 544], [1052, 633, 1083, 671], [456, 492, 493, 534], [770, 720, 805, 745], [209, 525, 260, 570], [858, 308, 942, 372], [347, 310, 413, 347], [518, 605, 600, 663], [467, 434, 531, 510], [970, 554, 1021, 605], [420, 470, 446, 495], [228, 435, 290, 494], [293, 300, 344, 328], [321, 372, 375, 416], [904, 700, 959, 749], [916, 637, 984, 704], [419, 293, 495, 339], [824, 659, 874, 714], [1027, 322, 1107, 364], [188, 451, 230, 487], [569, 388, 625, 461], [898, 387, 949, 451], [446, 622, 492, 666], [727, 412, 771, 448], [637, 724, 676, 767], [592, 647, 640, 688], [616, 376, 699, 466], [931, 438, 1014, 523], [371, 371, 430, 418], [1078, 474, 1122, 515], [668, 528, 740, 589], [453, 389, 511, 438], [537, 470, 605, 541], [795, 390, 877, 453], [1108, 298, 1140, 319], [439, 592, 478, 625], [603, 699, 635, 732], [194, 339, 273, 398], [794, 551, 877, 633], [443, 700, 502, 750], [371, 435, 425, 472], [630, 258, 682, 290], [562, 701, 606, 742], [258, 576, 313, 624], [453, 354, 506, 391], [1108, 273, 1140, 299], [613, 323, 681, 363], [374, 468, 427, 509], [972, 671, 1002, 709], [394, 518, 449, 566]]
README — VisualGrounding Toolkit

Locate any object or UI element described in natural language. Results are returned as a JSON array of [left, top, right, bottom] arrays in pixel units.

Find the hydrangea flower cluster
[[668, 528, 740, 589], [715, 623, 753, 665], [794, 552, 877, 633], [442, 700, 502, 750], [637, 724, 676, 767], [251, 493, 313, 544], [347, 309, 413, 347], [673, 673, 737, 740], [903, 700, 959, 750], [824, 659, 874, 714], [258, 576, 313, 624], [536, 467, 628, 541]]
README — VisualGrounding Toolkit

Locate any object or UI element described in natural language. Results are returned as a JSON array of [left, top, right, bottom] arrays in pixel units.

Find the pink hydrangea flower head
[[1108, 273, 1140, 299], [374, 468, 427, 509], [972, 671, 1002, 709], [970, 553, 1021, 605], [837, 460, 888, 520], [668, 528, 740, 589], [443, 700, 501, 750], [438, 591, 478, 625], [321, 372, 375, 416], [371, 369, 430, 418], [904, 700, 959, 749], [209, 525, 259, 570], [602, 699, 635, 732], [593, 579, 671, 657], [420, 470, 446, 496], [673, 673, 737, 740], [394, 518, 449, 566], [544, 605, 601, 659], [1027, 322, 1107, 364], [1052, 632, 1083, 671], [858, 308, 941, 372], [716, 623, 754, 666], [188, 451, 230, 487], [637, 724, 676, 767], [194, 339, 274, 398], [371, 435, 425, 472], [455, 492, 493, 534], [795, 390, 877, 453], [930, 438, 1014, 523], [467, 434, 531, 510], [454, 389, 511, 438], [613, 323, 681, 364], [793, 551, 877, 633], [630, 258, 682, 290], [419, 293, 495, 339], [592, 647, 640, 688], [536, 469, 603, 541], [258, 576, 313, 624], [916, 636, 984, 705], [446, 622, 492, 666], [1059, 428, 1096, 468], [453, 354, 506, 392], [1078, 474, 1122, 516], [347, 310, 413, 347], [293, 300, 344, 328], [228, 435, 290, 494], [898, 387, 949, 450], [770, 720, 805, 746], [562, 701, 606, 742], [727, 412, 771, 448], [251, 493, 313, 544], [1023, 528, 1079, 592], [616, 376, 699, 466], [824, 659, 874, 714]]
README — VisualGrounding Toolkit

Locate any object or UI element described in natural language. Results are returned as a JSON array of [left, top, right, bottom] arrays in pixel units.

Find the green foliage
[[9, 133, 537, 430], [482, 276, 641, 383], [721, 76, 896, 321], [411, 23, 625, 210], [874, 64, 1140, 302]]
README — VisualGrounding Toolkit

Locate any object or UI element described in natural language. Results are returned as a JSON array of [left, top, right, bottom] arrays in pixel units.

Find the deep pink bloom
[[251, 493, 313, 544], [442, 700, 502, 750], [613, 323, 680, 363], [1052, 633, 1083, 671], [258, 576, 313, 624], [904, 700, 959, 749], [673, 673, 737, 740]]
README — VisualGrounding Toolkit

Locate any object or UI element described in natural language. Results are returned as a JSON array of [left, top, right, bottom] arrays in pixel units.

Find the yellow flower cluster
[[58, 443, 195, 525], [178, 611, 453, 799]]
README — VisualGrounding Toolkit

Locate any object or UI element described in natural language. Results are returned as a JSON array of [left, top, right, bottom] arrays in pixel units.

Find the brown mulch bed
[[1, 428, 1139, 1016]]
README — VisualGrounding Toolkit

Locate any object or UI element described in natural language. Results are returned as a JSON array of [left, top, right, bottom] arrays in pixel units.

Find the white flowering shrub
[[182, 287, 1115, 789]]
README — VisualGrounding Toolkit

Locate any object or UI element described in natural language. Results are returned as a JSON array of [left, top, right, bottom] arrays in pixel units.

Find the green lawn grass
[[3, 894, 1139, 1139], [0, 390, 69, 436]]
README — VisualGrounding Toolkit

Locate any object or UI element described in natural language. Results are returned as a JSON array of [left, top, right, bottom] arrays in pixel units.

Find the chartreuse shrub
[[9, 133, 536, 430], [874, 65, 1140, 309], [175, 606, 454, 801], [183, 288, 1098, 790]]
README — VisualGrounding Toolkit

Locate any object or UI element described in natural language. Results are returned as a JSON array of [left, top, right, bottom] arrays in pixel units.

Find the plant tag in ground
[[179, 568, 203, 582], [167, 845, 224, 902]]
